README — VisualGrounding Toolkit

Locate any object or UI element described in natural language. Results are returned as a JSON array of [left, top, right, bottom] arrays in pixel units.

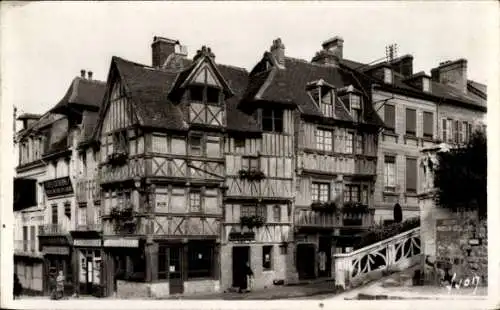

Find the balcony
[[295, 207, 375, 230], [298, 153, 376, 176], [39, 224, 67, 236], [75, 223, 102, 232], [14, 240, 39, 256], [75, 178, 101, 203]]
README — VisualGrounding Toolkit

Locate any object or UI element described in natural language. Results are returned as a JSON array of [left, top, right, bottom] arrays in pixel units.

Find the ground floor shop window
[[187, 242, 214, 279], [113, 249, 145, 282]]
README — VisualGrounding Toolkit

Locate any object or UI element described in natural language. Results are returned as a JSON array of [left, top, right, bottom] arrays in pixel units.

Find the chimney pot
[[80, 69, 86, 78], [270, 38, 285, 67], [88, 71, 93, 80], [322, 36, 344, 59]]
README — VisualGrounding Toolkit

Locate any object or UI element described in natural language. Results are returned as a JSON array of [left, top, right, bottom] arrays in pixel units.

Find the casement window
[[406, 157, 417, 193], [262, 108, 284, 133], [242, 156, 259, 171], [234, 138, 245, 153], [355, 133, 364, 154], [423, 112, 434, 139], [189, 191, 202, 212], [384, 68, 393, 84], [189, 136, 203, 156], [311, 182, 330, 203], [384, 155, 396, 192], [51, 204, 58, 224], [350, 94, 362, 122], [321, 91, 334, 118], [189, 84, 221, 105], [345, 132, 354, 154], [262, 245, 273, 270], [155, 186, 169, 210], [384, 105, 396, 132], [344, 184, 360, 203], [187, 241, 214, 278], [315, 129, 333, 152], [273, 205, 281, 222], [241, 205, 266, 219], [206, 136, 221, 158], [405, 108, 416, 136]]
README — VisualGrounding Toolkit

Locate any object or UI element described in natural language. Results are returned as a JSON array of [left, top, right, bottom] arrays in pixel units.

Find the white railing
[[334, 227, 421, 289]]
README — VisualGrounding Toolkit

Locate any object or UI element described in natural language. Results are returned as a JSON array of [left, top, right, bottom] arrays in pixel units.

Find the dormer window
[[307, 80, 335, 118], [422, 77, 430, 92], [384, 67, 393, 84], [350, 94, 362, 122], [189, 85, 221, 105], [262, 108, 283, 133]]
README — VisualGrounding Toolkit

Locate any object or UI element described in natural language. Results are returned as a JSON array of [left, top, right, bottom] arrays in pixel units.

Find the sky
[[1, 1, 498, 118]]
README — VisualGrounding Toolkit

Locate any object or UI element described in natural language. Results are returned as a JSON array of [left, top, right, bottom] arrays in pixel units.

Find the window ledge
[[383, 191, 399, 196]]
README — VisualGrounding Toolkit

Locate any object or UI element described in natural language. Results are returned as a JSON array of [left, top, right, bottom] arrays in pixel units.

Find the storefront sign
[[43, 177, 73, 198], [74, 239, 102, 247], [228, 232, 255, 242], [43, 246, 70, 255], [103, 238, 139, 248]]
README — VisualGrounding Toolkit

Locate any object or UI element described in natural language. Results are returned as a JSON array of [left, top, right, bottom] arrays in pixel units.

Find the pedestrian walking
[[13, 273, 22, 299]]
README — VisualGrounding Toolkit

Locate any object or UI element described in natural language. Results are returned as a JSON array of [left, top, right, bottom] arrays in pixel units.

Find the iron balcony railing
[[39, 224, 66, 235]]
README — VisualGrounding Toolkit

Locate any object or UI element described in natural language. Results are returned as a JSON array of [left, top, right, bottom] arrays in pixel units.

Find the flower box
[[310, 201, 338, 213], [239, 215, 265, 229], [238, 169, 266, 181]]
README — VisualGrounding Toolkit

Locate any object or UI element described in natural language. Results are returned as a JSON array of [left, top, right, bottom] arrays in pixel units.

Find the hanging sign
[[43, 177, 73, 198]]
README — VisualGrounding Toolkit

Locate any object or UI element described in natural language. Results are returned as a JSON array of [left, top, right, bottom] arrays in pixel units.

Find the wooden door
[[169, 245, 184, 294], [232, 246, 250, 288], [296, 244, 316, 280]]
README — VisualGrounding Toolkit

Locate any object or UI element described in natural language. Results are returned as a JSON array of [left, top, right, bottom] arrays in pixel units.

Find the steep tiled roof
[[245, 56, 383, 126], [78, 110, 99, 147], [50, 77, 106, 113], [342, 58, 486, 110], [111, 56, 260, 133]]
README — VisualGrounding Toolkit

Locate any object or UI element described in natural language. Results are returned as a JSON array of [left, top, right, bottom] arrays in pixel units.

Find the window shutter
[[405, 109, 416, 135], [423, 112, 433, 138], [454, 120, 459, 143], [384, 105, 395, 130], [406, 158, 417, 192]]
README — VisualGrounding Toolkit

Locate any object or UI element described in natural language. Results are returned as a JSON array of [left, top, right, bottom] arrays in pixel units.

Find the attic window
[[189, 85, 221, 105], [422, 77, 430, 92], [350, 94, 362, 122], [308, 84, 334, 118], [384, 68, 393, 84]]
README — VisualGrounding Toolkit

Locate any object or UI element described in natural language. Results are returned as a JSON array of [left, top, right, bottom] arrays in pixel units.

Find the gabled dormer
[[169, 46, 234, 127], [338, 85, 363, 123], [404, 71, 432, 93], [306, 79, 335, 118]]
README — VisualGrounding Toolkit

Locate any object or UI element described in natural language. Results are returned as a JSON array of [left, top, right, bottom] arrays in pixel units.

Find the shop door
[[169, 245, 184, 294], [232, 246, 250, 288], [296, 244, 316, 280], [85, 255, 94, 294]]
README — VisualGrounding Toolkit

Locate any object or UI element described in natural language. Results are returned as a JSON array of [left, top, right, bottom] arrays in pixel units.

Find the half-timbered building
[[244, 38, 382, 281]]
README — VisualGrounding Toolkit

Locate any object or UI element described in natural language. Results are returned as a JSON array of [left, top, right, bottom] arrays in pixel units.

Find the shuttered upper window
[[384, 105, 395, 132], [423, 112, 434, 139], [405, 108, 416, 136], [406, 158, 417, 193]]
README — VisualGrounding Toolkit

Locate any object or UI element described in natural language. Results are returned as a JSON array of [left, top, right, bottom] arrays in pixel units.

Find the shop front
[[40, 243, 73, 296], [71, 237, 103, 296]]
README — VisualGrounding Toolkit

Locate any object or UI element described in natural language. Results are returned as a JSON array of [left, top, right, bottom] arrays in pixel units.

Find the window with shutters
[[454, 120, 460, 143], [447, 119, 453, 142], [384, 156, 396, 192], [462, 121, 469, 142], [405, 108, 416, 136], [406, 157, 417, 193], [441, 119, 447, 141], [315, 129, 333, 152], [311, 182, 330, 203], [384, 105, 396, 133], [423, 112, 434, 139], [262, 109, 283, 133]]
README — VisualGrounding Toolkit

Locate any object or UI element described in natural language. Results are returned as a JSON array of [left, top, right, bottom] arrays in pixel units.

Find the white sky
[[1, 1, 498, 117]]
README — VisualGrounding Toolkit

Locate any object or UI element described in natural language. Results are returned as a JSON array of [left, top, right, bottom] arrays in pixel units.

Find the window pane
[[189, 192, 201, 212], [273, 206, 281, 222], [316, 129, 324, 150], [324, 131, 332, 151], [206, 87, 219, 104], [206, 137, 221, 158], [190, 136, 202, 156], [262, 246, 273, 270], [423, 112, 434, 138], [152, 135, 167, 153], [355, 134, 363, 154], [345, 133, 354, 154], [274, 111, 283, 133], [311, 183, 319, 202], [190, 86, 204, 102], [384, 156, 396, 190], [351, 95, 361, 109]]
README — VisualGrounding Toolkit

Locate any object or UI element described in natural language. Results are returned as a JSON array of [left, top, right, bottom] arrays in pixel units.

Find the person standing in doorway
[[239, 262, 254, 293], [245, 262, 254, 293], [55, 270, 65, 300]]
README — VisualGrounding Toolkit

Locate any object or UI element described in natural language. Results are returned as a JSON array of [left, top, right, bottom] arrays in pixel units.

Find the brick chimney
[[152, 36, 179, 68], [311, 36, 343, 67], [87, 71, 93, 80], [389, 54, 413, 77], [80, 69, 86, 78], [430, 59, 468, 93], [270, 38, 285, 67]]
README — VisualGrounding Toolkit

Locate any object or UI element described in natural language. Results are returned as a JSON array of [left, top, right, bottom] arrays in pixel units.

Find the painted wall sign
[[103, 238, 139, 248], [43, 177, 73, 198], [228, 232, 255, 242], [73, 239, 102, 247], [43, 246, 70, 255]]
